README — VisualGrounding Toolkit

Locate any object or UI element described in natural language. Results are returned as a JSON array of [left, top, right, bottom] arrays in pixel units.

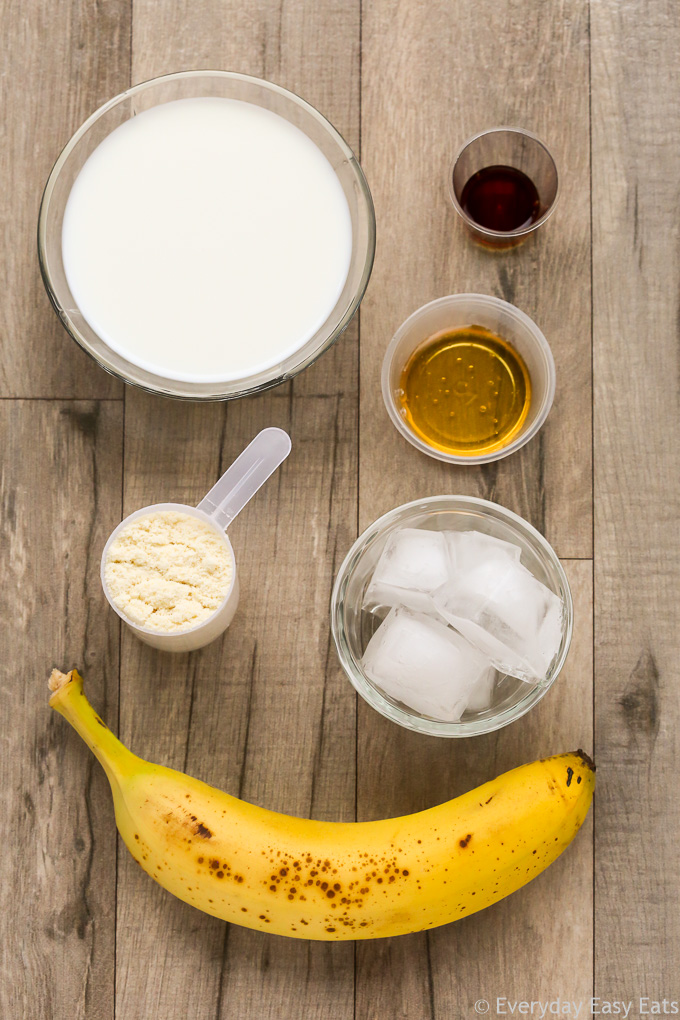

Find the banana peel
[[49, 668, 594, 940]]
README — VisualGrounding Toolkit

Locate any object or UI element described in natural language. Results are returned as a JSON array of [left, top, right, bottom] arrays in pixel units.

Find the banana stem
[[48, 669, 140, 782]]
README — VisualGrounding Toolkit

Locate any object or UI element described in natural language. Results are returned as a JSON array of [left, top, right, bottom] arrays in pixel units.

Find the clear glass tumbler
[[449, 127, 559, 249]]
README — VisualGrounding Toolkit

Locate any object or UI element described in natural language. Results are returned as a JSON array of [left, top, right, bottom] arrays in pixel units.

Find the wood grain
[[0, 0, 129, 398], [115, 377, 359, 1019], [3, 0, 679, 1016], [360, 0, 592, 558], [355, 560, 593, 1019], [591, 0, 680, 999], [113, 3, 361, 1016], [0, 401, 122, 1019], [358, 0, 593, 1013]]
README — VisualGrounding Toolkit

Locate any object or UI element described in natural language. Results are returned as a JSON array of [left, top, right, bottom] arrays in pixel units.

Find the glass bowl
[[381, 294, 556, 465], [38, 70, 375, 400], [330, 496, 572, 737]]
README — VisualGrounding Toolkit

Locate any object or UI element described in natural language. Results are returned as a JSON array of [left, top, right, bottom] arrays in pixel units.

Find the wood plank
[[591, 0, 680, 998], [115, 4, 360, 1015], [358, 3, 592, 1011], [360, 0, 592, 559], [356, 559, 594, 1018], [0, 0, 129, 398], [115, 383, 358, 1019], [0, 401, 122, 1019]]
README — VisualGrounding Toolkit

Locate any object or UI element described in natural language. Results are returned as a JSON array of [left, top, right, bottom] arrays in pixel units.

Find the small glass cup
[[449, 127, 559, 249], [381, 294, 556, 465], [330, 496, 573, 738]]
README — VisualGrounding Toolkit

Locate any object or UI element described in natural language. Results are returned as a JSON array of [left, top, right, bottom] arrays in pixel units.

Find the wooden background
[[1, 0, 678, 1016]]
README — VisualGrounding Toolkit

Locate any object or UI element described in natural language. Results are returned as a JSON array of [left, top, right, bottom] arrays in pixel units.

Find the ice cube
[[445, 529, 521, 573], [464, 667, 497, 714], [361, 607, 491, 722], [364, 528, 450, 613], [432, 559, 563, 683]]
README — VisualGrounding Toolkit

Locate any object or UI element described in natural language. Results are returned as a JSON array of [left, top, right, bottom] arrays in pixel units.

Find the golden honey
[[398, 325, 531, 456]]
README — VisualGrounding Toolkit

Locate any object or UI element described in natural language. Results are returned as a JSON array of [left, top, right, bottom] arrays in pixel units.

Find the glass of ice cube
[[330, 496, 573, 737]]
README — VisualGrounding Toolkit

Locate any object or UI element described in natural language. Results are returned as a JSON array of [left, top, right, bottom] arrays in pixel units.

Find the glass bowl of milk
[[38, 71, 375, 399]]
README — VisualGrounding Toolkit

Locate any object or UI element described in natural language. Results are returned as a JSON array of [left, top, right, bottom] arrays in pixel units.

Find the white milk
[[62, 97, 353, 382]]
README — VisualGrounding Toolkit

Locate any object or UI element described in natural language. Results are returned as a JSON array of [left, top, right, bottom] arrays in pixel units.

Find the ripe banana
[[49, 668, 594, 941]]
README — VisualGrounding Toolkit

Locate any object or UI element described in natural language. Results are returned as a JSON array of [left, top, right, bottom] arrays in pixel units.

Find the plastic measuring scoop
[[196, 427, 292, 529], [100, 428, 291, 653]]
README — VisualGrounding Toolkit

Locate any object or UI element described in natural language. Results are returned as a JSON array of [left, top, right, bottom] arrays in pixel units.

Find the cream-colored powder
[[104, 511, 234, 633]]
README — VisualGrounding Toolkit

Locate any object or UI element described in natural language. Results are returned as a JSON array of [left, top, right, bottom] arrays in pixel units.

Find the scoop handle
[[196, 427, 291, 530]]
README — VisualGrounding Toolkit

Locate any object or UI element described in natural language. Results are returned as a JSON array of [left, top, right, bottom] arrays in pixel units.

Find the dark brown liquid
[[460, 165, 540, 233]]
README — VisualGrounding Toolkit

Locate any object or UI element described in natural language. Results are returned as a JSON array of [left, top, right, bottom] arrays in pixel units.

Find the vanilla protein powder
[[104, 511, 234, 633]]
